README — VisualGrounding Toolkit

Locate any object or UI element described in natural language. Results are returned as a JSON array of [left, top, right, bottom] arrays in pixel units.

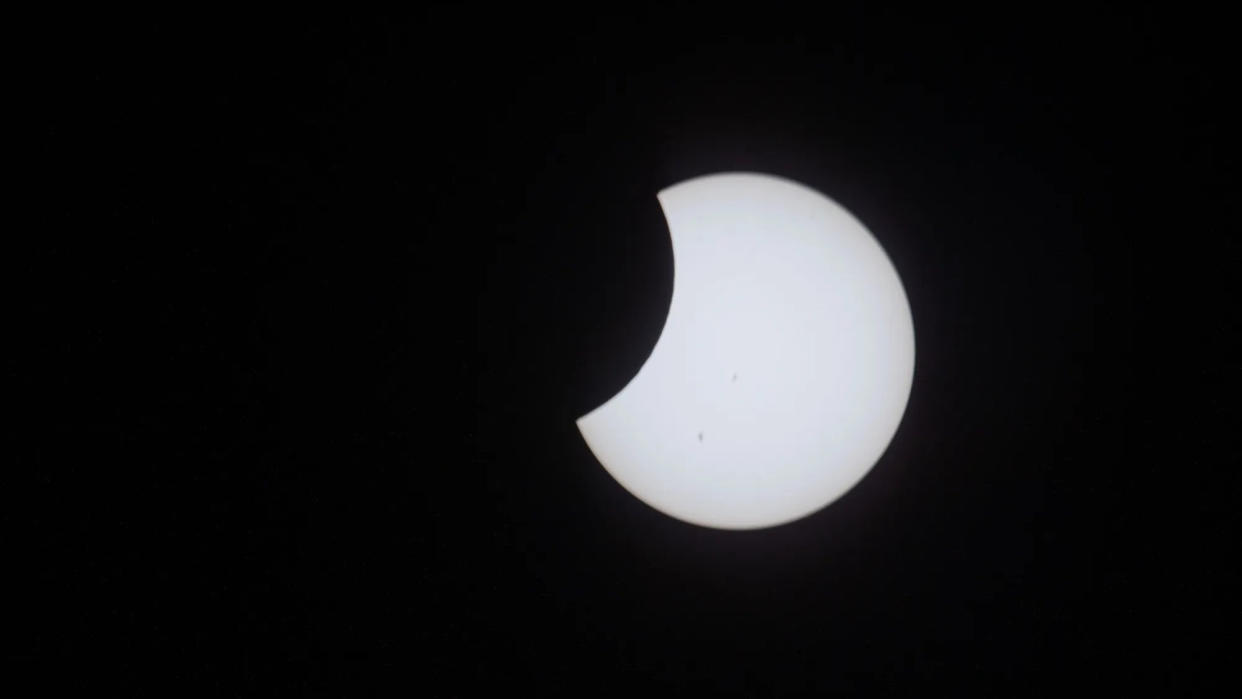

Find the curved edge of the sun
[[573, 185, 683, 430]]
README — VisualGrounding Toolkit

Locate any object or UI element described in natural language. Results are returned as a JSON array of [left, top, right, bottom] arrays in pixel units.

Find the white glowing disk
[[576, 172, 915, 530]]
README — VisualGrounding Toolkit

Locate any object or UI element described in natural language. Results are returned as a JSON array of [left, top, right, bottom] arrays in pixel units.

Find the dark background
[[22, 6, 1236, 694]]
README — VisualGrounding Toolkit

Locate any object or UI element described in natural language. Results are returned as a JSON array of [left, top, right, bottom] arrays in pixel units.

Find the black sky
[[23, 6, 1237, 694]]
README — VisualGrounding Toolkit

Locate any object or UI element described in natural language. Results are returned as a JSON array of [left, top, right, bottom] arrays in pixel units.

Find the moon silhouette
[[576, 172, 915, 530]]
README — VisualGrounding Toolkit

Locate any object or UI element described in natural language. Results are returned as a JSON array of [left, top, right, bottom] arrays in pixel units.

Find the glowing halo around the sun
[[576, 172, 915, 530]]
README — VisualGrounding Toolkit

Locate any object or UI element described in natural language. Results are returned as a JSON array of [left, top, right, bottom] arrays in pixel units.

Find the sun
[[576, 172, 914, 530]]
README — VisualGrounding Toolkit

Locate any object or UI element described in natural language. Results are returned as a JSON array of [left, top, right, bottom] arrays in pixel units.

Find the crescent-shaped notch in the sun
[[576, 172, 915, 530]]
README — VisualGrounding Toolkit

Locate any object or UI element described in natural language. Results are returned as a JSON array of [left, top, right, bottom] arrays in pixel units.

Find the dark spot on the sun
[[697, 431, 703, 442], [732, 372, 738, 382]]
